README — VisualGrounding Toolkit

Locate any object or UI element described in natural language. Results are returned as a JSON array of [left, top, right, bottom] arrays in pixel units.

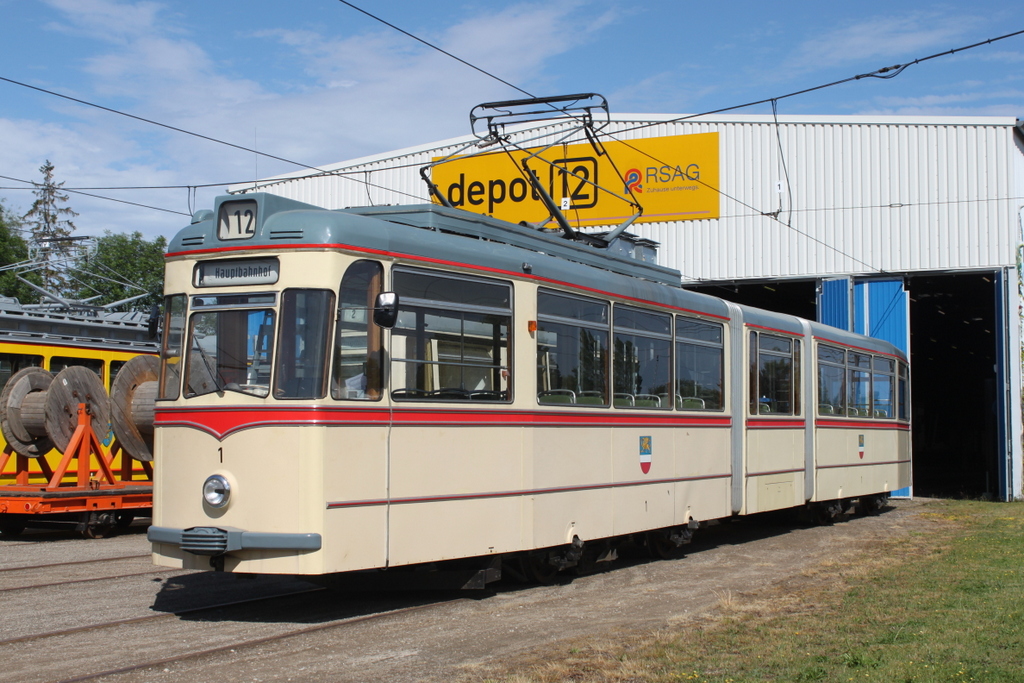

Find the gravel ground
[[0, 499, 939, 683]]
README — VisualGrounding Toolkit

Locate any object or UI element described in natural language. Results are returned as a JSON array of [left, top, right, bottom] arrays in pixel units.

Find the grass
[[476, 499, 1024, 683]]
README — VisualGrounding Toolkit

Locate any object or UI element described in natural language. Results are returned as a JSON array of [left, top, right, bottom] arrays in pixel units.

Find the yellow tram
[[0, 299, 158, 535]]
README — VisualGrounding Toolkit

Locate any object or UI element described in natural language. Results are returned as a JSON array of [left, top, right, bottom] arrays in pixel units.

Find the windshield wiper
[[189, 332, 224, 395]]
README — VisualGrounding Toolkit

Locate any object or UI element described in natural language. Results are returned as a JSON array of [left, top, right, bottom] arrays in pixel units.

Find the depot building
[[231, 113, 1024, 502]]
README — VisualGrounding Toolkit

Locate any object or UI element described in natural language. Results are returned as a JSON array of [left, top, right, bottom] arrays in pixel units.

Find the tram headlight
[[203, 474, 231, 508]]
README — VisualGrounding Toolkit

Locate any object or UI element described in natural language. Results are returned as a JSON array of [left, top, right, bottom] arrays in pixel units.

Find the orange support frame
[[47, 405, 121, 490], [0, 403, 152, 518]]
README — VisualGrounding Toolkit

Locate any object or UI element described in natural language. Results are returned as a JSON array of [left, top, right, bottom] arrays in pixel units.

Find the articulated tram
[[147, 193, 910, 582]]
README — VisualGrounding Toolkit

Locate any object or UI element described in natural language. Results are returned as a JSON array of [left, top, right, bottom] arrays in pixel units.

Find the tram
[[146, 192, 910, 582], [0, 298, 159, 535]]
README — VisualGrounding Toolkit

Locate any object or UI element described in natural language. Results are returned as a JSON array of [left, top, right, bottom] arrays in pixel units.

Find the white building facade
[[233, 114, 1024, 501]]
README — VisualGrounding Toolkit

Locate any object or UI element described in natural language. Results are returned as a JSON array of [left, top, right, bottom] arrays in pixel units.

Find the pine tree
[[0, 201, 40, 303], [22, 160, 79, 294]]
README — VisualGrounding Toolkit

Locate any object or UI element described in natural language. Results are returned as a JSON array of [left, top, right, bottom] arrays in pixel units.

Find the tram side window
[[676, 317, 724, 410], [110, 360, 128, 386], [185, 297, 276, 398], [898, 362, 909, 421], [0, 353, 43, 394], [332, 260, 384, 401], [159, 294, 186, 400], [872, 357, 895, 418], [817, 345, 846, 416], [274, 289, 335, 399], [537, 290, 609, 406], [390, 268, 511, 401], [612, 306, 671, 409], [847, 352, 872, 417], [50, 356, 104, 381], [749, 332, 800, 415]]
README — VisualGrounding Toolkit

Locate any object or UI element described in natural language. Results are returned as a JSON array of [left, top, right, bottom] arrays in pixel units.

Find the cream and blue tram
[[148, 193, 910, 579]]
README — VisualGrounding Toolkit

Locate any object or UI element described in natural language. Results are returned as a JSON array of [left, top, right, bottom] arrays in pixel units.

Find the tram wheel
[[79, 512, 115, 539], [647, 529, 686, 560], [0, 519, 26, 536], [521, 553, 559, 585], [857, 494, 885, 516], [80, 523, 113, 539]]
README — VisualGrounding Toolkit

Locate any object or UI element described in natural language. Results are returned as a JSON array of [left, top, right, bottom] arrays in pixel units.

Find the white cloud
[[2, 1, 618, 240], [42, 0, 167, 44], [785, 12, 983, 72], [872, 89, 1024, 108]]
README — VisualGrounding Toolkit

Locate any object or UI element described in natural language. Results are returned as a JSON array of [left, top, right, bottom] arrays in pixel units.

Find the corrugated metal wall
[[233, 115, 1022, 283]]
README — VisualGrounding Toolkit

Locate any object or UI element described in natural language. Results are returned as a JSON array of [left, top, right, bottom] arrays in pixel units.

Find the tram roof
[[169, 193, 906, 360], [172, 194, 730, 317], [0, 299, 157, 352]]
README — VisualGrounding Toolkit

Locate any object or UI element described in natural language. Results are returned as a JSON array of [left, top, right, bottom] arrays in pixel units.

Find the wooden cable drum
[[44, 365, 111, 454], [110, 355, 159, 462], [0, 366, 55, 457]]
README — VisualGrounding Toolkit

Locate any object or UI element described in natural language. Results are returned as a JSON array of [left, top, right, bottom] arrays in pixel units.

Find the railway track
[[53, 599, 464, 683], [0, 533, 475, 683], [0, 552, 151, 574], [0, 586, 326, 646], [0, 552, 160, 593]]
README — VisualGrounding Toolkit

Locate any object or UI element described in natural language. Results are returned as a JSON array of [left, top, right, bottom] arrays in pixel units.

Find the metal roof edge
[[233, 113, 1022, 193]]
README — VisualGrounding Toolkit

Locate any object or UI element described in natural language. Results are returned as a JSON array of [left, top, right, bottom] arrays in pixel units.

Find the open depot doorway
[[688, 272, 1003, 499]]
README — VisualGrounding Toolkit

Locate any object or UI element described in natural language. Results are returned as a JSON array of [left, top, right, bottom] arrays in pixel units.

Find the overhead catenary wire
[[0, 174, 189, 217], [5, 22, 1021, 202], [1, 11, 1020, 262], [0, 77, 427, 205], [333, 2, 1024, 271]]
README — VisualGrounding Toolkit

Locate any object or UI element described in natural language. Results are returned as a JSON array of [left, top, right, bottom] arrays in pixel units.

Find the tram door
[[744, 328, 806, 514], [384, 267, 518, 567], [326, 260, 390, 570], [819, 277, 910, 496]]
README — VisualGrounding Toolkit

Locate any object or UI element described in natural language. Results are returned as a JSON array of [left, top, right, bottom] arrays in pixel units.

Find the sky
[[0, 0, 1022, 243]]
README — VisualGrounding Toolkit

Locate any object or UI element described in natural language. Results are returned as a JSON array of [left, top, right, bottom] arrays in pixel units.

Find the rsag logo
[[624, 168, 643, 194], [625, 164, 701, 195]]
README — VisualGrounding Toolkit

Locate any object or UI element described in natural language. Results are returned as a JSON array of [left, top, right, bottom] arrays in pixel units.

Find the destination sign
[[194, 258, 280, 287]]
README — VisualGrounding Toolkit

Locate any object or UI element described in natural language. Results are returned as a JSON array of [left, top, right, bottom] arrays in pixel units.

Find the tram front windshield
[[182, 290, 335, 400], [185, 294, 276, 398]]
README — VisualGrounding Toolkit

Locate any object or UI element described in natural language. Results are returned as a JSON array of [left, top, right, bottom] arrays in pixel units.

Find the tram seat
[[391, 388, 431, 400], [538, 389, 576, 404], [847, 407, 859, 416], [613, 393, 635, 407], [818, 403, 834, 414], [680, 397, 705, 410], [633, 394, 661, 408], [874, 408, 888, 418], [577, 391, 605, 405], [759, 403, 771, 414], [431, 388, 471, 400], [470, 390, 504, 401]]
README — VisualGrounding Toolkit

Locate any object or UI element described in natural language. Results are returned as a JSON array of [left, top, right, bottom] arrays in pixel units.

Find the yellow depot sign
[[431, 132, 719, 227]]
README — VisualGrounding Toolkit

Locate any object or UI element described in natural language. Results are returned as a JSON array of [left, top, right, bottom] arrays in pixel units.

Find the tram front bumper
[[148, 525, 322, 556]]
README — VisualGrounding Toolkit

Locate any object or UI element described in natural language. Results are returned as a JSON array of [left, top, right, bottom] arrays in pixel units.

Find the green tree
[[0, 201, 41, 303], [22, 160, 79, 294], [71, 231, 167, 311]]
